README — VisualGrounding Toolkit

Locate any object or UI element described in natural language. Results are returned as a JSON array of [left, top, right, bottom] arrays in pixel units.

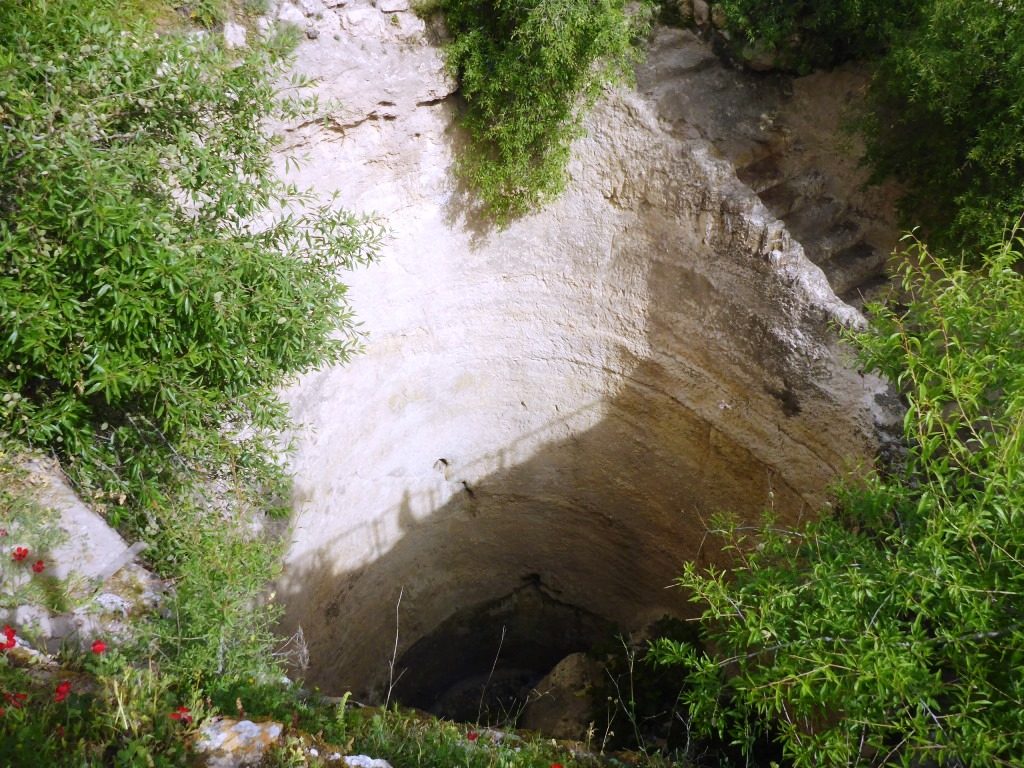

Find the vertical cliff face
[[268, 2, 901, 703]]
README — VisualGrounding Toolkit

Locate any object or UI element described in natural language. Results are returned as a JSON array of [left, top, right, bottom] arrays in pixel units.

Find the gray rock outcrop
[[0, 457, 159, 655]]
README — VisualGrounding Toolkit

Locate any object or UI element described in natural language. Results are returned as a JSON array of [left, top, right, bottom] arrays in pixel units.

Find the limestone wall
[[270, 2, 900, 699]]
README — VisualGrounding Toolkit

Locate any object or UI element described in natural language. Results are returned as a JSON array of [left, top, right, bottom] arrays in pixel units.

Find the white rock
[[277, 2, 307, 25], [196, 718, 284, 768], [377, 0, 409, 12], [222, 21, 247, 49], [298, 0, 327, 15], [22, 458, 133, 587], [93, 593, 131, 616], [344, 757, 393, 768], [340, 7, 384, 33]]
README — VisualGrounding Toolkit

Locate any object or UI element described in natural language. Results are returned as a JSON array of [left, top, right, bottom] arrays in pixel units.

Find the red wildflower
[[466, 731, 479, 742], [11, 547, 27, 562], [2, 625, 15, 650], [0, 707, 5, 717], [91, 639, 107, 654], [31, 560, 44, 573], [551, 764, 564, 768], [4, 692, 27, 708], [54, 681, 71, 703], [169, 706, 193, 724]]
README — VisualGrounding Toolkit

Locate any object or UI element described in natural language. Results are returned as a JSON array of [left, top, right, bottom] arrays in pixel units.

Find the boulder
[[519, 653, 603, 741], [222, 21, 247, 49], [195, 718, 284, 768]]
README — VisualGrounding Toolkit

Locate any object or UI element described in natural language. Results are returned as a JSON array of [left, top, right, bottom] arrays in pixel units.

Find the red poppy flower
[[11, 547, 27, 562], [169, 706, 193, 724], [54, 681, 71, 703], [31, 560, 44, 573], [91, 639, 107, 654], [551, 764, 564, 768], [4, 692, 27, 708], [466, 731, 479, 742], [2, 626, 16, 650]]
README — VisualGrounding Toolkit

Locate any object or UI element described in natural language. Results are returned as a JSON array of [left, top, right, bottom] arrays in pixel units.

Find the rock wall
[[269, 2, 900, 702]]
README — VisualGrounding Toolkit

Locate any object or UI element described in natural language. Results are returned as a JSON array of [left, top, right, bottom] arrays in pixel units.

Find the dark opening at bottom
[[392, 576, 614, 724]]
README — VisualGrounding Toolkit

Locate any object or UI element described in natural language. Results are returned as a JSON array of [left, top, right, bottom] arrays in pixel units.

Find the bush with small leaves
[[0, 0, 381, 524], [714, 0, 922, 72], [441, 0, 651, 221], [862, 0, 1024, 252], [0, 0, 381, 732], [652, 228, 1024, 766]]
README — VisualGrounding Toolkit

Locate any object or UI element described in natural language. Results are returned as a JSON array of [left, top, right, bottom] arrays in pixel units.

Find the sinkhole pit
[[269, 21, 899, 713]]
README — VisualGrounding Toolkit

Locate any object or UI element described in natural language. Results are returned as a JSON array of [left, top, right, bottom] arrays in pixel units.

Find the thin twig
[[476, 624, 506, 725], [384, 586, 404, 709]]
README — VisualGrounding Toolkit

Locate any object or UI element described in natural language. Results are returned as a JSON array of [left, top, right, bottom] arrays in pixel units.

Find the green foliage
[[715, 0, 1024, 253], [0, 0, 381, 761], [862, 0, 1024, 252], [441, 0, 651, 221], [652, 231, 1024, 766], [0, 454, 66, 612], [410, 0, 444, 17], [590, 621, 725, 759], [0, 0, 379, 699], [148, 502, 287, 697], [189, 0, 229, 26], [0, 0, 380, 523], [715, 0, 922, 72], [0, 644, 198, 766], [334, 706, 586, 768]]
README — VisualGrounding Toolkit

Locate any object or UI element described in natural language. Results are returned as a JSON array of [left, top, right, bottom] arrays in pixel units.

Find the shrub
[[652, 230, 1024, 766], [715, 0, 1024, 254], [0, 0, 381, 729], [441, 0, 651, 221], [862, 0, 1024, 252], [715, 0, 923, 72], [0, 0, 381, 522]]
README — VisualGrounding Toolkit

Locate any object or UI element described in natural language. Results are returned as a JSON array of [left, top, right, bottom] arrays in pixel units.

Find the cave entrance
[[391, 577, 615, 723]]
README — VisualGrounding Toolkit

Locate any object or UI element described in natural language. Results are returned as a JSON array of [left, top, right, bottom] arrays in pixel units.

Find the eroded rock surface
[[270, 2, 902, 703]]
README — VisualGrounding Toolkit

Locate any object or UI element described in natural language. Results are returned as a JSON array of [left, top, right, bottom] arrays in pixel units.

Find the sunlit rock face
[[270, 3, 900, 705]]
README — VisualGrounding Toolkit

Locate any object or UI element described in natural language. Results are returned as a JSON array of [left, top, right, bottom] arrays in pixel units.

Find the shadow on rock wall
[[272, 228, 868, 705]]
